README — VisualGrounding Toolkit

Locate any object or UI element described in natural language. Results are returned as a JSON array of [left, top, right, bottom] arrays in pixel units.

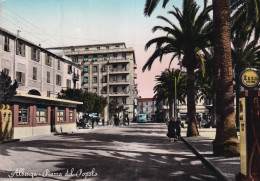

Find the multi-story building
[[47, 43, 137, 121], [137, 98, 157, 120], [0, 27, 82, 140], [0, 28, 81, 97]]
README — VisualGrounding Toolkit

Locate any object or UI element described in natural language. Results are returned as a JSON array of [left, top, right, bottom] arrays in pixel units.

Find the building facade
[[0, 27, 82, 140], [137, 98, 157, 120], [47, 43, 138, 121], [0, 28, 81, 97]]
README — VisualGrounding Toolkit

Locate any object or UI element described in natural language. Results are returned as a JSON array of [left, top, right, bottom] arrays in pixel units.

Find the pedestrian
[[176, 118, 181, 140], [91, 118, 95, 129], [114, 115, 119, 126], [126, 115, 129, 125], [166, 118, 176, 142]]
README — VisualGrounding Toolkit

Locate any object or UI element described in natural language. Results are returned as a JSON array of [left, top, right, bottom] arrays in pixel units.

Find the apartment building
[[137, 98, 157, 120], [47, 43, 138, 121], [0, 27, 81, 97], [0, 27, 82, 140]]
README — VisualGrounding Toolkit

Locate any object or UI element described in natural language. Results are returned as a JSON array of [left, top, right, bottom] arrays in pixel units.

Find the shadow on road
[[0, 124, 219, 181]]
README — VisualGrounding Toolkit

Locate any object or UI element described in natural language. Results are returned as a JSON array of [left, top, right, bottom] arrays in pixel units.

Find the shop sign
[[241, 69, 259, 88]]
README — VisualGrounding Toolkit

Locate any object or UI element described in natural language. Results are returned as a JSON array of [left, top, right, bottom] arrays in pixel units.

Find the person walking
[[167, 118, 176, 142], [176, 118, 181, 140]]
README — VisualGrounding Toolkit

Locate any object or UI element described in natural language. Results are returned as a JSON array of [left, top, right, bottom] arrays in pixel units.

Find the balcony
[[109, 80, 130, 85], [109, 68, 129, 74], [134, 73, 137, 79], [108, 59, 130, 64], [109, 92, 130, 97], [73, 73, 79, 81], [134, 64, 137, 69]]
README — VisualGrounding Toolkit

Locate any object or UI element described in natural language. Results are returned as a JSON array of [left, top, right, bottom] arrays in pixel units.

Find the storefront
[[8, 93, 82, 139]]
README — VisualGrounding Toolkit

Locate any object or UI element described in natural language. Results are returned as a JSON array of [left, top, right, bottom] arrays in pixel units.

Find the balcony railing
[[109, 92, 130, 96]]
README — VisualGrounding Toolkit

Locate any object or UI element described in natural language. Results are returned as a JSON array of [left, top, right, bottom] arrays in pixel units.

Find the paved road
[[0, 123, 218, 181]]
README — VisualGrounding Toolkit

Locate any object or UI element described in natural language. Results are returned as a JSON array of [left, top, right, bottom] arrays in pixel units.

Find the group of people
[[166, 118, 181, 142], [113, 115, 130, 126]]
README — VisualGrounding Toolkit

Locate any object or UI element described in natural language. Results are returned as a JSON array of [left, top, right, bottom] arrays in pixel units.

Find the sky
[[0, 0, 209, 98]]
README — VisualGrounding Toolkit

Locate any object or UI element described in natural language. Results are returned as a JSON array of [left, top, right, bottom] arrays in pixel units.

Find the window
[[146, 102, 148, 105], [103, 54, 107, 59], [57, 109, 65, 121], [113, 98, 118, 103], [31, 47, 40, 62], [93, 66, 97, 73], [16, 71, 25, 85], [113, 87, 117, 93], [122, 53, 126, 59], [123, 98, 127, 105], [113, 64, 117, 69], [84, 55, 88, 61], [56, 75, 62, 86], [122, 64, 127, 71], [122, 86, 126, 93], [4, 36, 9, 52], [33, 67, 37, 80], [19, 106, 29, 123], [146, 108, 148, 112], [67, 79, 71, 88], [102, 65, 107, 72], [122, 75, 127, 81], [93, 77, 97, 83], [57, 60, 60, 70], [102, 87, 107, 94], [3, 68, 9, 75], [93, 55, 97, 61], [45, 54, 52, 66], [116, 45, 119, 47], [85, 47, 89, 50], [72, 56, 78, 63], [97, 47, 100, 50], [83, 77, 88, 83], [102, 76, 107, 83], [69, 109, 74, 122], [71, 48, 75, 52], [113, 53, 117, 58], [68, 65, 72, 74], [83, 66, 88, 72], [106, 46, 109, 50], [36, 107, 46, 123], [113, 76, 117, 82], [93, 88, 97, 93], [47, 71, 50, 83], [16, 40, 25, 56]]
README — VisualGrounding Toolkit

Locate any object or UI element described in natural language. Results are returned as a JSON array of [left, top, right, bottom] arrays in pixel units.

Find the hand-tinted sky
[[0, 0, 209, 98]]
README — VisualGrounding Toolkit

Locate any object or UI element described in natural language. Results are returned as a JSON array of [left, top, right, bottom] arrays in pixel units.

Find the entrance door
[[50, 108, 55, 132]]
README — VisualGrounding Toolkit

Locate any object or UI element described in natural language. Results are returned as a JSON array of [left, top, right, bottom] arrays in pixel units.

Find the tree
[[153, 69, 186, 119], [0, 71, 18, 105], [143, 0, 213, 137], [58, 89, 108, 114], [212, 0, 239, 156], [230, 0, 260, 128]]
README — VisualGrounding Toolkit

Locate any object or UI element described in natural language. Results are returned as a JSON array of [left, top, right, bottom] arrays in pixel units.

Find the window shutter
[[37, 50, 40, 61], [45, 54, 48, 65], [16, 40, 19, 55], [50, 56, 52, 66], [31, 48, 34, 60], [22, 44, 25, 56], [22, 73, 25, 84], [16, 71, 19, 82]]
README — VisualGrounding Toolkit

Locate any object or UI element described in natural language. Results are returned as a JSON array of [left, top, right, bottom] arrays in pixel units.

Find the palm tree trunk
[[212, 0, 239, 156], [186, 65, 199, 137], [169, 98, 173, 119]]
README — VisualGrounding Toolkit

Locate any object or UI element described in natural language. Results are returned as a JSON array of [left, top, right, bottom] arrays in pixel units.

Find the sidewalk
[[181, 127, 240, 181]]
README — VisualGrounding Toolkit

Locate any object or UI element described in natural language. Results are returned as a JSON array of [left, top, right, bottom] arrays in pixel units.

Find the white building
[[0, 27, 81, 97], [47, 43, 138, 121]]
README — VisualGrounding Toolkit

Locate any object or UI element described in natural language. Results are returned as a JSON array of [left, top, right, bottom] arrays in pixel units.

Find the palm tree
[[212, 0, 239, 156], [153, 69, 186, 119], [231, 0, 260, 128], [143, 0, 212, 137]]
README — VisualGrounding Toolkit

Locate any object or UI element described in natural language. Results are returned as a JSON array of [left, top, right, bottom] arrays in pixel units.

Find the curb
[[181, 137, 229, 181]]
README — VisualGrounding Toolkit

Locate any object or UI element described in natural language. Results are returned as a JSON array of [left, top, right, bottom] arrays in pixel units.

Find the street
[[0, 123, 218, 181]]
